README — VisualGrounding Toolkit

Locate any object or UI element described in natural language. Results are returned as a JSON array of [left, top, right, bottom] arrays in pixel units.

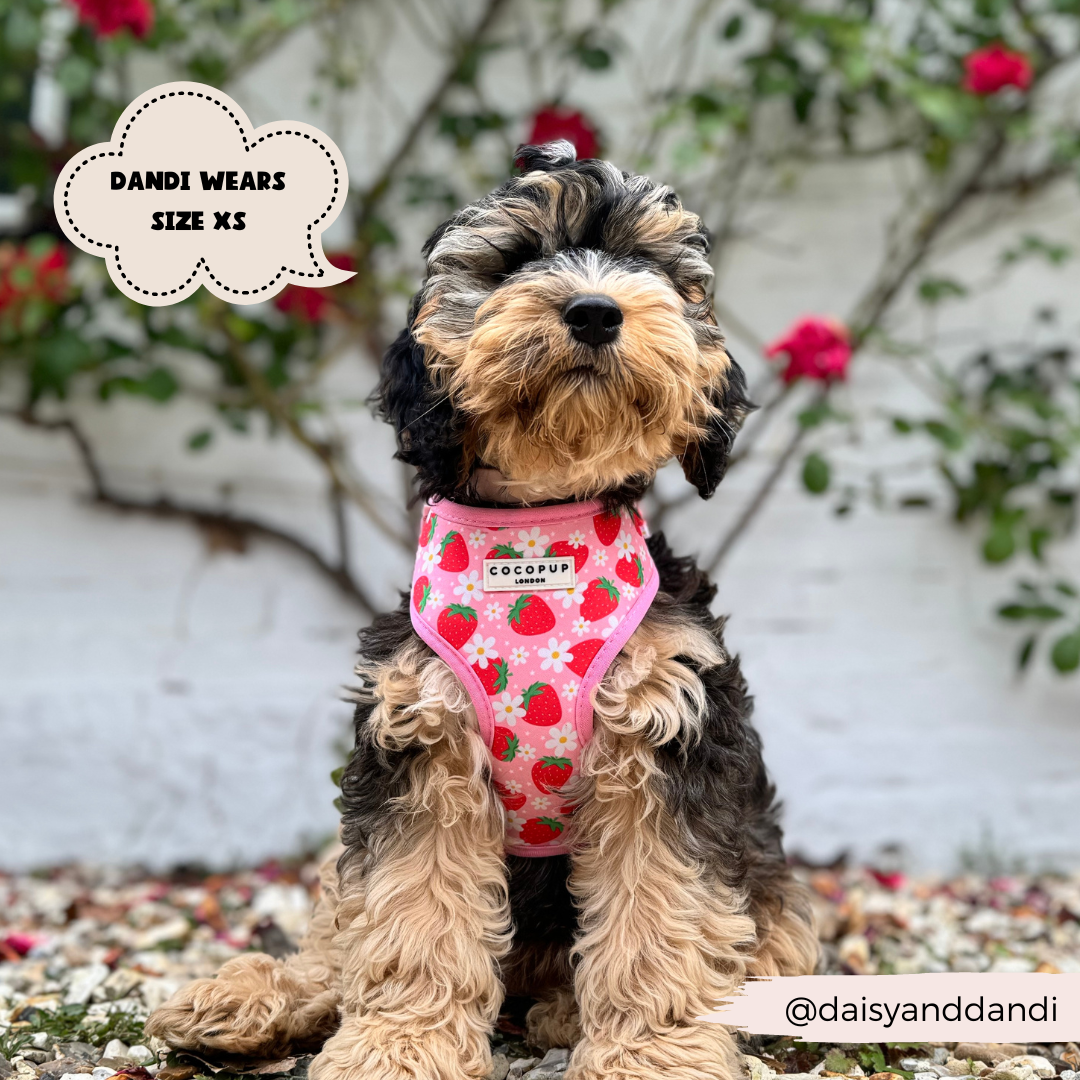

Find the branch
[[219, 326, 412, 549], [2, 407, 378, 618], [703, 406, 814, 576], [354, 0, 510, 225]]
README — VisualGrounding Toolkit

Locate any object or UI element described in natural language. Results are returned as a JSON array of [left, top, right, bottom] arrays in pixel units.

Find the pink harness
[[409, 498, 659, 856]]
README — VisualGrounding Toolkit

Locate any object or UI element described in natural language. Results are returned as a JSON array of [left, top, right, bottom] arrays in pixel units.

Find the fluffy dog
[[146, 140, 818, 1080]]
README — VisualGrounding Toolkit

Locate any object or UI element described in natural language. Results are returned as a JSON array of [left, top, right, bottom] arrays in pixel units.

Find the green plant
[[2, 0, 1080, 677]]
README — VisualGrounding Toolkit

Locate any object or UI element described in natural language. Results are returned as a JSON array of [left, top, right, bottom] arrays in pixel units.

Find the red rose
[[766, 317, 852, 384], [962, 44, 1032, 95], [0, 239, 70, 322], [272, 252, 355, 324], [526, 106, 599, 161], [71, 0, 154, 37]]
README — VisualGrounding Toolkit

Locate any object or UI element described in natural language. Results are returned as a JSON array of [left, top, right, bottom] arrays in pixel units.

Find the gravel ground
[[2, 859, 1079, 1080]]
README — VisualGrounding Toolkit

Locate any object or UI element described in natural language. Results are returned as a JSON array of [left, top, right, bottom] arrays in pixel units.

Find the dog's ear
[[372, 320, 466, 501], [678, 352, 754, 499], [514, 140, 577, 173]]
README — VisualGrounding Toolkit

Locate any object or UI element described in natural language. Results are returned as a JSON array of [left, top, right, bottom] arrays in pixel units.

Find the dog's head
[[376, 140, 751, 504]]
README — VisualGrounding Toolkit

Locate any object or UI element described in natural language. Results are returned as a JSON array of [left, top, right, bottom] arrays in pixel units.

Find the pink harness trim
[[408, 498, 659, 856]]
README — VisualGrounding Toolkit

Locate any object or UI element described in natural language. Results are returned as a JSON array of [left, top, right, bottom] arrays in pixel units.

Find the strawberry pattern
[[410, 499, 658, 856]]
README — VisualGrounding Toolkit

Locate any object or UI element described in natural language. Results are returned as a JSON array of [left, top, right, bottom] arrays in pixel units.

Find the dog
[[145, 140, 819, 1080]]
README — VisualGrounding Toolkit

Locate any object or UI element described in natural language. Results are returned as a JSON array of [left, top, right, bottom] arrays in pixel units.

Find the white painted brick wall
[[3, 0, 1079, 870]]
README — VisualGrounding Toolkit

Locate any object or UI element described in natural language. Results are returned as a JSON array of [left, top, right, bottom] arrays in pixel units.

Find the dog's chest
[[407, 499, 659, 856]]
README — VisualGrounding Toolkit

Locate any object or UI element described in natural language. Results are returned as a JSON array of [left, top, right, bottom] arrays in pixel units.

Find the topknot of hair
[[514, 140, 577, 173]]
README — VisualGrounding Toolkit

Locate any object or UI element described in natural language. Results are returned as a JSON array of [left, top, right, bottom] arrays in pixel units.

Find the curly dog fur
[[146, 140, 819, 1080]]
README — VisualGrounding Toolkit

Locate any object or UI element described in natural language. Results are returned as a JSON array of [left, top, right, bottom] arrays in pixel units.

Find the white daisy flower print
[[463, 633, 498, 669], [420, 541, 442, 572], [484, 601, 504, 622], [623, 585, 638, 602], [570, 616, 591, 637], [614, 529, 636, 560], [567, 530, 586, 548], [515, 527, 550, 555], [508, 645, 530, 666], [494, 691, 525, 725], [507, 811, 526, 831], [592, 548, 608, 566], [453, 570, 484, 602], [600, 614, 622, 639], [518, 743, 537, 762], [562, 680, 579, 700], [538, 638, 574, 673], [545, 723, 578, 753], [467, 528, 487, 549], [551, 581, 586, 609], [504, 779, 523, 795], [533, 796, 552, 811]]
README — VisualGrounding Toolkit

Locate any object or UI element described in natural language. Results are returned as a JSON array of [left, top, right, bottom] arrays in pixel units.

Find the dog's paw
[[525, 990, 580, 1052], [144, 954, 338, 1058], [309, 1013, 491, 1080], [566, 1024, 741, 1080]]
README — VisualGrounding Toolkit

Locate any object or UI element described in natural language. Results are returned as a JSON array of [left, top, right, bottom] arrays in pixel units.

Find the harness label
[[483, 557, 576, 592]]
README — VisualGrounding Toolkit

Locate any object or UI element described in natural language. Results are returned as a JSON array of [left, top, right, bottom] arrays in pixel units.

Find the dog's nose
[[562, 294, 623, 347]]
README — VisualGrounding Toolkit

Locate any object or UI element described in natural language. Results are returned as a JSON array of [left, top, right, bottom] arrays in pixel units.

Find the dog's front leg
[[566, 621, 757, 1080], [311, 643, 511, 1080]]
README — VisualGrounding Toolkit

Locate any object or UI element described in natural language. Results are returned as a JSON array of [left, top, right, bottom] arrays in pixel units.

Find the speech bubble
[[54, 81, 354, 306]]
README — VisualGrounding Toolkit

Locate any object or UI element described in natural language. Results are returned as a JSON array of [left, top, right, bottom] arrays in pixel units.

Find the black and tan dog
[[146, 140, 818, 1080]]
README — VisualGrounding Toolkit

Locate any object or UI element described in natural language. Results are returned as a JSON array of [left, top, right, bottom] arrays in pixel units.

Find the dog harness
[[409, 498, 659, 857]]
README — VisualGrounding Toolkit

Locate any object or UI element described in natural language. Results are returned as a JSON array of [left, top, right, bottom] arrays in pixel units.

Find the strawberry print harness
[[409, 498, 659, 857]]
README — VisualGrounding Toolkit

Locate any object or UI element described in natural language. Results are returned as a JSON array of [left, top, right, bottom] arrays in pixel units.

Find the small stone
[[956, 1047, 1027, 1067], [56, 1047, 97, 1066], [99, 1044, 127, 1066], [91, 1070, 115, 1080], [0, 1056, 13, 1080], [934, 1051, 952, 1066], [63, 967, 110, 1008], [746, 1056, 778, 1080], [522, 1047, 570, 1079], [29, 1037, 49, 1052], [946, 1061, 982, 1077], [507, 1060, 538, 1080], [916, 1072, 941, 1080], [1060, 1072, 1077, 1080], [136, 979, 182, 1013], [133, 920, 191, 952], [485, 1055, 510, 1080], [94, 971, 143, 1005], [124, 1049, 154, 1067], [999, 1060, 1054, 1079], [143, 1041, 168, 1060], [901, 1062, 933, 1073]]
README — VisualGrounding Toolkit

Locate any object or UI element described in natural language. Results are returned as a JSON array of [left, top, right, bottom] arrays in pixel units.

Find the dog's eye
[[684, 233, 710, 254]]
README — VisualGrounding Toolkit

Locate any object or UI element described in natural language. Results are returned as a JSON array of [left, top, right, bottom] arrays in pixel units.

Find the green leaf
[[998, 604, 1030, 620], [797, 402, 834, 429], [225, 315, 259, 343], [1050, 631, 1080, 673], [924, 420, 964, 450], [187, 429, 213, 451], [721, 14, 743, 39], [329, 766, 344, 787], [802, 452, 830, 494], [918, 276, 967, 305], [892, 416, 914, 434], [1017, 635, 1037, 671], [983, 523, 1016, 563], [141, 367, 180, 402]]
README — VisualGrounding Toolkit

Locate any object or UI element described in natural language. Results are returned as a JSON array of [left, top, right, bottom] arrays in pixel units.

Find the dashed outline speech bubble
[[54, 81, 355, 306]]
